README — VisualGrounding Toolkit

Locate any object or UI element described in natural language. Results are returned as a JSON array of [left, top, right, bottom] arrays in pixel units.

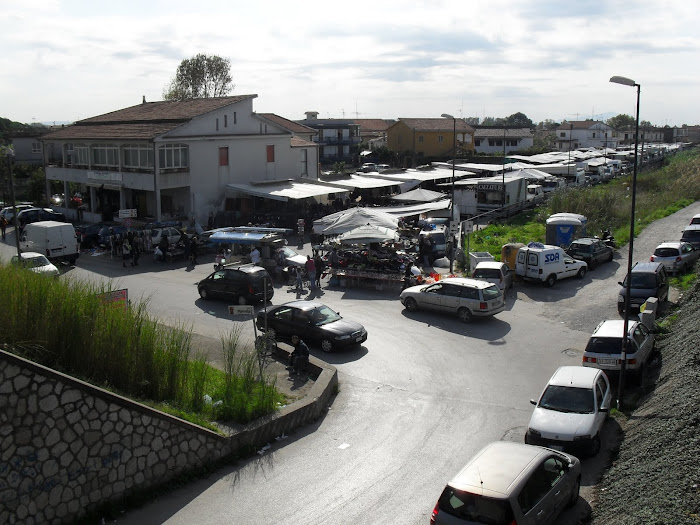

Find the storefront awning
[[318, 175, 399, 190], [226, 180, 349, 202], [370, 199, 452, 217], [209, 231, 269, 244]]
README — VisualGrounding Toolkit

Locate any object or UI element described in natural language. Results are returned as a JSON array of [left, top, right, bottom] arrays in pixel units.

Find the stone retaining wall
[[0, 348, 337, 524]]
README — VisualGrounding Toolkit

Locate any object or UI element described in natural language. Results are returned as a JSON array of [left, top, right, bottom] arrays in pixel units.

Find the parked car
[[472, 261, 513, 292], [680, 225, 700, 249], [16, 207, 65, 230], [10, 252, 60, 277], [430, 441, 581, 525], [20, 221, 79, 264], [582, 319, 656, 384], [256, 300, 367, 352], [566, 237, 614, 269], [400, 277, 505, 323], [515, 243, 588, 286], [97, 225, 139, 249], [0, 204, 33, 224], [75, 223, 108, 248], [150, 226, 190, 249], [650, 241, 700, 275], [275, 246, 307, 267], [690, 213, 700, 225], [197, 264, 274, 305], [617, 261, 669, 315], [525, 366, 611, 456]]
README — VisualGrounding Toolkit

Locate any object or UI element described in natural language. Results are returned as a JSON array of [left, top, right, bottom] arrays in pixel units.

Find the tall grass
[[0, 265, 281, 425], [466, 149, 700, 258]]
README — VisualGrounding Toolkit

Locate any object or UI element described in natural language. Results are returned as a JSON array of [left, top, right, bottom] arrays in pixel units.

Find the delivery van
[[515, 241, 587, 287], [20, 221, 80, 264]]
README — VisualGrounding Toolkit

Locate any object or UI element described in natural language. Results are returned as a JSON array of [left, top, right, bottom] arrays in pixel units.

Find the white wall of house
[[474, 136, 534, 154]]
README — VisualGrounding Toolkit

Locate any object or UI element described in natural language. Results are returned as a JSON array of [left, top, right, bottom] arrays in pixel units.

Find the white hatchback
[[11, 252, 60, 277], [525, 366, 611, 456]]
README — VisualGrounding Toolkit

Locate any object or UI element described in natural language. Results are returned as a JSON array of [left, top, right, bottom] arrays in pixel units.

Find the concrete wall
[[0, 347, 337, 524]]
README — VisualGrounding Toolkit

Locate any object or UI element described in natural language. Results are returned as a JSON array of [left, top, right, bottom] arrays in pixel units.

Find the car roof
[[223, 263, 267, 274], [631, 261, 664, 273], [655, 242, 681, 249], [277, 300, 326, 310], [437, 277, 497, 289], [569, 238, 599, 245], [682, 225, 700, 232], [548, 366, 600, 389], [593, 319, 637, 338], [15, 251, 46, 258], [473, 261, 505, 270], [449, 442, 550, 497]]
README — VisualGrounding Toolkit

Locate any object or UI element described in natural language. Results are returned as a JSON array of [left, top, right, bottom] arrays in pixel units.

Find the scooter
[[214, 249, 232, 271], [601, 230, 617, 249]]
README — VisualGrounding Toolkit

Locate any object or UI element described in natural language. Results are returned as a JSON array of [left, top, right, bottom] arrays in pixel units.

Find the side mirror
[[530, 399, 537, 406], [617, 281, 624, 286]]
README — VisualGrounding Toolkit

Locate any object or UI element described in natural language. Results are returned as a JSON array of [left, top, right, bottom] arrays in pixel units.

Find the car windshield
[[481, 285, 501, 301], [26, 255, 51, 268], [585, 336, 631, 354], [682, 230, 700, 240], [654, 247, 679, 257], [539, 385, 594, 414], [309, 305, 342, 326], [438, 487, 514, 524], [625, 273, 657, 288], [473, 269, 501, 279], [281, 247, 299, 258], [569, 243, 591, 254]]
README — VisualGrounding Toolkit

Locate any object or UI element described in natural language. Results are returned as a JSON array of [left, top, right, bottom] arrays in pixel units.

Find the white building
[[554, 120, 617, 151], [40, 95, 320, 226], [473, 127, 534, 154]]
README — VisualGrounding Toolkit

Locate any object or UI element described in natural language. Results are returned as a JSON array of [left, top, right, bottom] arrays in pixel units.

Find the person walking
[[122, 237, 132, 268], [189, 236, 198, 266], [294, 265, 304, 292], [0, 215, 7, 241], [314, 253, 325, 289], [305, 255, 316, 291], [287, 335, 310, 376], [207, 212, 215, 230], [250, 245, 261, 265], [131, 233, 141, 266]]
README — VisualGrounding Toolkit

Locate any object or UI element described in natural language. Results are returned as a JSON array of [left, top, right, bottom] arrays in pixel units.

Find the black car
[[16, 207, 65, 230], [256, 300, 367, 352], [75, 223, 108, 248], [197, 264, 274, 305], [566, 237, 614, 269], [618, 261, 669, 315]]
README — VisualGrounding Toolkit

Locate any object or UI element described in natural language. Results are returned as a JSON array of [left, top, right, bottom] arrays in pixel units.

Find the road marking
[[338, 443, 350, 450]]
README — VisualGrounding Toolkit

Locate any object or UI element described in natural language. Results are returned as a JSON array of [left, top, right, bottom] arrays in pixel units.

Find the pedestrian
[[122, 237, 131, 268], [329, 247, 340, 268], [419, 236, 429, 267], [250, 245, 261, 265], [159, 235, 169, 263], [131, 232, 141, 266], [287, 335, 310, 375], [0, 215, 7, 241], [207, 212, 214, 230], [294, 265, 304, 291], [402, 262, 415, 290], [182, 233, 191, 261], [305, 255, 316, 291], [314, 253, 325, 289], [189, 236, 198, 265]]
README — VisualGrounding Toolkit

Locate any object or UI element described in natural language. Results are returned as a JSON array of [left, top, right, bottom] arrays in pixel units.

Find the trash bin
[[469, 251, 495, 271]]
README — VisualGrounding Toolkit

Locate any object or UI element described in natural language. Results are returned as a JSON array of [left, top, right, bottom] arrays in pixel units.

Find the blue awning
[[209, 231, 268, 244]]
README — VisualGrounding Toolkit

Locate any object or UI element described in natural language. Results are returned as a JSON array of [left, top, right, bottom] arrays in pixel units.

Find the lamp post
[[609, 75, 641, 409], [441, 113, 457, 274]]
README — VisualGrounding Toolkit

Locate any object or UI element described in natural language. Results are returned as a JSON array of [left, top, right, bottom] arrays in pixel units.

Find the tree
[[606, 114, 635, 130], [505, 112, 533, 128], [163, 54, 233, 100]]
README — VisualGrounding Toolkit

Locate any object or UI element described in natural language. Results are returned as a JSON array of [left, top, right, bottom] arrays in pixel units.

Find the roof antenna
[[142, 95, 146, 104]]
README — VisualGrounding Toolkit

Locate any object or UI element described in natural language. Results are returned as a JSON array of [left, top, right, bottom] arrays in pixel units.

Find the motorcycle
[[214, 248, 232, 271], [601, 230, 617, 249]]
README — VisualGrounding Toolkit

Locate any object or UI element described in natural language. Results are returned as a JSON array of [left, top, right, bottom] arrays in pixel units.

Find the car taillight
[[627, 358, 637, 365], [430, 503, 439, 524], [675, 256, 682, 262], [480, 302, 487, 310], [583, 356, 596, 363], [249, 284, 254, 294], [649, 256, 655, 261]]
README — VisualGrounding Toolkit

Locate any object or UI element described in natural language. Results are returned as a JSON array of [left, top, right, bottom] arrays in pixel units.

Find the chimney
[[305, 111, 319, 121], [142, 95, 146, 104]]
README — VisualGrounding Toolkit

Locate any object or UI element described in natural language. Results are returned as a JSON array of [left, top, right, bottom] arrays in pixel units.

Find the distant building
[[472, 127, 534, 154], [386, 118, 475, 166], [296, 111, 361, 164], [554, 120, 617, 151], [352, 118, 394, 150]]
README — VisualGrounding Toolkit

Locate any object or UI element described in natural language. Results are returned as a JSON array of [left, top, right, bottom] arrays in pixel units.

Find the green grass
[[0, 264, 282, 428], [465, 149, 700, 259]]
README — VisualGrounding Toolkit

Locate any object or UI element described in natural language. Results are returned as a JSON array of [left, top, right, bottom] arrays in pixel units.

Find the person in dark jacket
[[288, 335, 310, 375]]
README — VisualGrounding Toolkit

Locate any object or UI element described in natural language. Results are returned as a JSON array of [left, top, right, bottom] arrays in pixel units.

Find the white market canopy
[[318, 174, 399, 190], [337, 224, 399, 244], [391, 188, 446, 202], [371, 199, 452, 217], [316, 207, 399, 235], [226, 180, 349, 202]]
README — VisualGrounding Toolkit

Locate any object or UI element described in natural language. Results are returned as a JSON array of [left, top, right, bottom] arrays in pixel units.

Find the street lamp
[[609, 75, 641, 409], [441, 114, 457, 274]]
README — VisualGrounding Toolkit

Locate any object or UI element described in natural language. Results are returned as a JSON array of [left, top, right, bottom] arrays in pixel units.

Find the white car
[[582, 319, 656, 384], [650, 241, 700, 274], [11, 252, 60, 277], [472, 261, 513, 292], [0, 204, 33, 225], [525, 366, 611, 456], [150, 227, 189, 248]]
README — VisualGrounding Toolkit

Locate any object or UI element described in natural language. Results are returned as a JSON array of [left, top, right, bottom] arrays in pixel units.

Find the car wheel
[[577, 267, 587, 279], [404, 297, 418, 312], [321, 339, 333, 353], [568, 477, 581, 508], [199, 287, 209, 300], [457, 307, 473, 323], [608, 251, 614, 262], [545, 274, 557, 287], [237, 295, 248, 306], [589, 434, 601, 456]]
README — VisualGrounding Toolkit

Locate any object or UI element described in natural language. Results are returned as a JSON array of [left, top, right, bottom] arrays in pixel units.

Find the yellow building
[[386, 118, 475, 164]]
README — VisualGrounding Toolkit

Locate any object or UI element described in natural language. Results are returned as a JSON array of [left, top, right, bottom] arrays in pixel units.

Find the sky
[[2, 0, 699, 128]]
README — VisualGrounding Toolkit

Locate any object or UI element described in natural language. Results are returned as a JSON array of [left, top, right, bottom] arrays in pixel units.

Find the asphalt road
[[1, 200, 697, 524]]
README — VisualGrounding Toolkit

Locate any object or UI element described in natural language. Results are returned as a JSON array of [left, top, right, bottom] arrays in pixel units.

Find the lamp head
[[609, 75, 636, 87], [441, 113, 454, 119]]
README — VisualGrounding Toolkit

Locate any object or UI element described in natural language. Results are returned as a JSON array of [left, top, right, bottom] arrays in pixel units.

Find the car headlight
[[336, 334, 352, 340]]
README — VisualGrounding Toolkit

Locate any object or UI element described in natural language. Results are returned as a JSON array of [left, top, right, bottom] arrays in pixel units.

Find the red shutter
[[267, 145, 275, 163], [219, 147, 228, 166]]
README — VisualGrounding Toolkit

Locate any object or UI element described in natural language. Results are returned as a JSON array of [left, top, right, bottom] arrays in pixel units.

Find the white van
[[515, 242, 587, 287], [20, 221, 80, 264]]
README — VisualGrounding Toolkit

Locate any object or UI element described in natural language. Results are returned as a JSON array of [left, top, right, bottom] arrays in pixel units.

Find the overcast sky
[[2, 0, 699, 127]]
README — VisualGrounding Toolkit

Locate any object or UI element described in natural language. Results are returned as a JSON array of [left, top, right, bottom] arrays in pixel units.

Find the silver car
[[400, 277, 505, 323], [472, 261, 514, 292], [431, 441, 581, 525], [650, 241, 700, 274]]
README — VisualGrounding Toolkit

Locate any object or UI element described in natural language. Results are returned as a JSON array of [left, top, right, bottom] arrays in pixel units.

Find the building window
[[592, 132, 596, 138], [418, 135, 424, 143], [32, 142, 42, 153], [92, 144, 119, 167], [219, 147, 229, 166], [474, 139, 482, 147], [265, 124, 268, 134], [560, 132, 566, 137], [74, 144, 89, 165], [158, 143, 189, 169], [300, 149, 308, 176], [224, 115, 228, 128], [438, 135, 444, 143], [266, 145, 275, 163], [234, 112, 237, 124], [123, 144, 154, 168], [216, 118, 219, 131]]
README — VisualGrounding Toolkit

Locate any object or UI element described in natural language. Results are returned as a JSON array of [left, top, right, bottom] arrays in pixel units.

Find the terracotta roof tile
[[290, 136, 318, 147], [474, 127, 534, 138], [396, 118, 475, 133], [258, 113, 317, 135], [351, 119, 394, 132]]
